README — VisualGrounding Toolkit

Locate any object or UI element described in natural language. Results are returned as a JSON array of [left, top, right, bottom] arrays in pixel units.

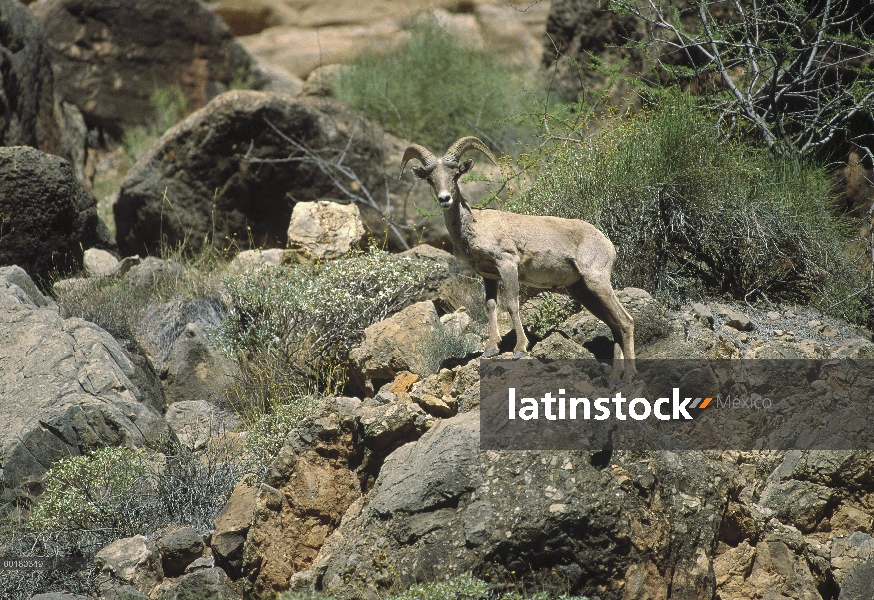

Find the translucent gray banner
[[479, 359, 874, 450]]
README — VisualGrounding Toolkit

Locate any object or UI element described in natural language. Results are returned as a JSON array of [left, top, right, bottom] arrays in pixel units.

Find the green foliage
[[242, 397, 321, 478], [53, 246, 227, 360], [29, 446, 152, 536], [507, 93, 870, 323], [220, 248, 431, 405], [29, 438, 244, 543], [420, 320, 482, 374], [122, 86, 189, 162], [391, 573, 490, 600], [336, 18, 532, 151], [527, 293, 578, 338]]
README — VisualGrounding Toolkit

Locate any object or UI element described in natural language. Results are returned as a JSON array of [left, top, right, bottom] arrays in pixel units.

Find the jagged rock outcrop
[[0, 0, 67, 156], [30, 0, 268, 134], [0, 266, 169, 510], [114, 90, 444, 256], [0, 146, 114, 285]]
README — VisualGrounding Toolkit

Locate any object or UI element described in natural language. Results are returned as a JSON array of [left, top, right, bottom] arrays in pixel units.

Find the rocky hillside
[[1, 1, 874, 600]]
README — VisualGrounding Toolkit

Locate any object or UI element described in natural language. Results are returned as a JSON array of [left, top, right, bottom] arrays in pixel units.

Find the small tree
[[609, 0, 874, 163]]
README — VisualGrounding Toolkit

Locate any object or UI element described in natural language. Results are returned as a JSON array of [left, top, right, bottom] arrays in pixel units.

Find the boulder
[[165, 401, 240, 451], [155, 526, 206, 578], [237, 395, 434, 597], [30, 0, 268, 134], [95, 535, 163, 596], [114, 90, 443, 256], [286, 200, 366, 260], [0, 0, 66, 156], [0, 268, 170, 508], [0, 146, 114, 285], [349, 300, 444, 389], [83, 248, 120, 278], [227, 248, 286, 272], [212, 480, 259, 578], [312, 412, 734, 599], [163, 322, 232, 407], [161, 567, 240, 600]]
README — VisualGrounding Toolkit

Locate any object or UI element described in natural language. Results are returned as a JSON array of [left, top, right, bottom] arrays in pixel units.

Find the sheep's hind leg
[[482, 278, 501, 358], [567, 275, 635, 382]]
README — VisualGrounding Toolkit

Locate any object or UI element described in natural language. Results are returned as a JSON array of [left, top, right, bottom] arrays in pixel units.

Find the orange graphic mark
[[699, 397, 712, 409]]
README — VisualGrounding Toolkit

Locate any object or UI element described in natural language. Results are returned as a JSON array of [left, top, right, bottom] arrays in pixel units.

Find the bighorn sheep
[[401, 136, 635, 378]]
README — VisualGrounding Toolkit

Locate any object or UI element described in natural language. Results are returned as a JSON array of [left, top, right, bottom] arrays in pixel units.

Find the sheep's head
[[401, 137, 498, 209]]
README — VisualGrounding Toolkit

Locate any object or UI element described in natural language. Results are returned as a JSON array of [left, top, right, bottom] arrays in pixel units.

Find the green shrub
[[527, 293, 578, 338], [420, 320, 482, 374], [221, 248, 431, 411], [242, 397, 321, 478], [29, 446, 155, 540], [336, 19, 532, 151], [507, 94, 870, 323]]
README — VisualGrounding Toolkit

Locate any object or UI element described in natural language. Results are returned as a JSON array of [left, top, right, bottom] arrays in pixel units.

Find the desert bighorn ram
[[401, 136, 635, 378]]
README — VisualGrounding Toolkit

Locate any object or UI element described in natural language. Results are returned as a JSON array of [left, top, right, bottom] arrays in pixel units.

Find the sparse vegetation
[[527, 293, 578, 338], [336, 19, 536, 151], [507, 93, 871, 324], [220, 248, 431, 409]]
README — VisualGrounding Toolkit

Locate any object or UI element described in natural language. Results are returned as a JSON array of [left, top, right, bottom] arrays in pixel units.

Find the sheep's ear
[[459, 158, 475, 175], [411, 166, 430, 180]]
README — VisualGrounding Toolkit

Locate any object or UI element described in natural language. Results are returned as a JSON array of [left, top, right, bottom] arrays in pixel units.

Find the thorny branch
[[610, 0, 874, 165], [243, 117, 436, 250]]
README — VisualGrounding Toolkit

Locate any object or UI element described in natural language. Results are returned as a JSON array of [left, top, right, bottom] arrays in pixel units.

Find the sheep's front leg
[[482, 278, 500, 358], [497, 260, 528, 357]]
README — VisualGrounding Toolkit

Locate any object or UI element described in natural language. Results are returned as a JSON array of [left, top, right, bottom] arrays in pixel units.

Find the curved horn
[[400, 144, 438, 178], [444, 136, 498, 166]]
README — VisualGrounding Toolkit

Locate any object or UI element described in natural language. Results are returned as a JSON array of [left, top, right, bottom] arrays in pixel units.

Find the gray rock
[[165, 400, 240, 451], [758, 479, 834, 533], [29, 593, 91, 600], [114, 90, 444, 257], [0, 265, 54, 308], [530, 332, 595, 360], [0, 269, 170, 507], [83, 248, 120, 277], [840, 560, 874, 600], [30, 0, 267, 135], [368, 412, 481, 518], [349, 300, 444, 388], [162, 567, 240, 600], [123, 257, 184, 290], [0, 0, 67, 156], [164, 322, 231, 407], [95, 535, 163, 596], [0, 147, 114, 284], [156, 526, 205, 578], [312, 414, 733, 599]]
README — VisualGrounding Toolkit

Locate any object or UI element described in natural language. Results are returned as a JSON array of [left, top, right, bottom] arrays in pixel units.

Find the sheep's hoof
[[512, 351, 528, 359], [482, 348, 499, 358]]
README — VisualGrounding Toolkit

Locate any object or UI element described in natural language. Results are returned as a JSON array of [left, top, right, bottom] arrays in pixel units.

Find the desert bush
[[8, 435, 244, 600], [29, 439, 243, 545], [241, 396, 321, 478], [54, 246, 228, 359], [336, 18, 533, 151], [507, 94, 870, 323], [420, 321, 482, 375], [220, 248, 431, 406], [526, 293, 578, 338]]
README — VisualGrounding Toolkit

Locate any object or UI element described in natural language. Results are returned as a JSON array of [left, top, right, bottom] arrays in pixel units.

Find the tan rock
[[211, 479, 259, 577], [239, 21, 407, 79], [389, 371, 420, 393], [95, 535, 163, 595], [418, 393, 454, 418], [286, 200, 366, 260], [350, 300, 443, 382]]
